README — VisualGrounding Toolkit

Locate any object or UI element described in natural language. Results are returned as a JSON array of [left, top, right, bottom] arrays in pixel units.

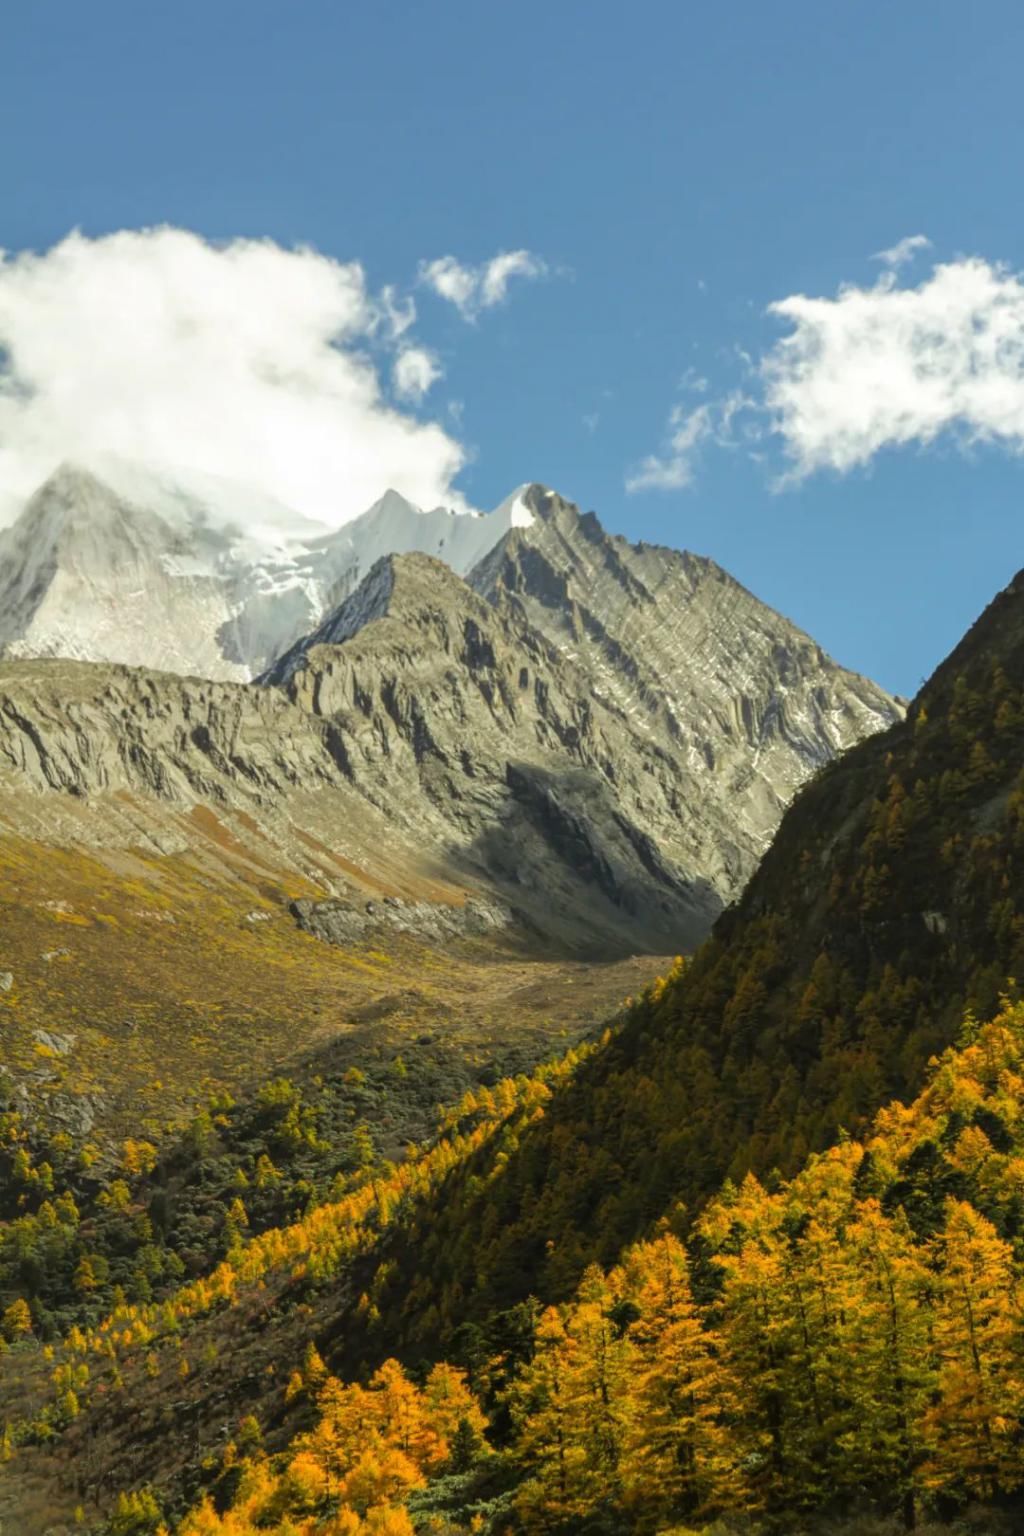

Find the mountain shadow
[[357, 566, 1024, 1346]]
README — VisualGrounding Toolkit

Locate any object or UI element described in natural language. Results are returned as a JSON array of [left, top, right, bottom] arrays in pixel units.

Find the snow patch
[[0, 462, 551, 681]]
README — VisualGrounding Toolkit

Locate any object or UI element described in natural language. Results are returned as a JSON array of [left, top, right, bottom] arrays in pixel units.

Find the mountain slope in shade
[[264, 492, 902, 940], [471, 484, 901, 881], [367, 565, 1024, 1329], [266, 550, 723, 951]]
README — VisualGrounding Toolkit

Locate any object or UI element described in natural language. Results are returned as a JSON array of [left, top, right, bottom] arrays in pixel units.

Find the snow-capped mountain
[[309, 485, 536, 614], [0, 460, 529, 680]]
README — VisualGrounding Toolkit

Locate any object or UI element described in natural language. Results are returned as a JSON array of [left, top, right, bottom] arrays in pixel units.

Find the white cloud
[[479, 250, 544, 307], [679, 367, 709, 394], [420, 256, 479, 315], [625, 403, 715, 492], [764, 255, 1024, 479], [392, 345, 442, 401], [0, 227, 470, 527], [626, 388, 756, 494], [420, 249, 546, 320], [379, 284, 417, 339], [872, 233, 931, 269]]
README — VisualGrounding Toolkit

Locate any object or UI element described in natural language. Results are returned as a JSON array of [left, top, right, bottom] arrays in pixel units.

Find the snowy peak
[[490, 483, 540, 529], [0, 461, 560, 681], [0, 461, 326, 679], [307, 482, 547, 615], [13, 463, 181, 562]]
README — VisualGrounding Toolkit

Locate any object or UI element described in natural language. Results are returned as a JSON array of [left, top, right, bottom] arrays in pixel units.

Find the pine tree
[[620, 1230, 748, 1521], [512, 1306, 588, 1528], [842, 1198, 935, 1530], [699, 1175, 797, 1507], [2, 1296, 32, 1341], [421, 1361, 487, 1462], [923, 1199, 1024, 1497]]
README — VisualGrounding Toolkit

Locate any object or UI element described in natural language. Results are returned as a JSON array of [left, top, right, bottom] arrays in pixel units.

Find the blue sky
[[3, 0, 1024, 696]]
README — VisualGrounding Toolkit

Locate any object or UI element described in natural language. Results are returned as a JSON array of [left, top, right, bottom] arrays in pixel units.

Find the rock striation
[[471, 485, 902, 880], [0, 481, 903, 955], [265, 551, 727, 948], [265, 491, 901, 944]]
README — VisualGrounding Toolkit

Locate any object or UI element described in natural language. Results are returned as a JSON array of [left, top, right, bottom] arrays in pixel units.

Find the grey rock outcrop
[[266, 552, 726, 948], [0, 657, 345, 803], [33, 1029, 75, 1056], [291, 893, 512, 948]]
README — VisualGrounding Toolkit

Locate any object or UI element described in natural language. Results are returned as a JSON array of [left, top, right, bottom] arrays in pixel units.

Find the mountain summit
[[0, 463, 538, 679], [262, 490, 901, 938], [471, 484, 901, 893], [0, 461, 326, 679]]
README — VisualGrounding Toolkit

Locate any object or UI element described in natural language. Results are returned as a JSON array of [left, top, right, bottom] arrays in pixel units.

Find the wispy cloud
[[0, 227, 470, 527], [871, 233, 932, 270], [626, 386, 755, 494], [626, 403, 717, 491], [419, 249, 546, 321], [392, 345, 442, 402], [679, 367, 709, 393]]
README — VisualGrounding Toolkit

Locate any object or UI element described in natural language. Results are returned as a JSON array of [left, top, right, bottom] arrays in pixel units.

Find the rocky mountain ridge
[[0, 462, 534, 680], [472, 485, 901, 851], [0, 474, 902, 954], [266, 549, 725, 948], [266, 488, 901, 935]]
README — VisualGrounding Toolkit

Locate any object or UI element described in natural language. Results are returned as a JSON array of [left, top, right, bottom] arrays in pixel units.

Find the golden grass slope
[[0, 809, 659, 1151]]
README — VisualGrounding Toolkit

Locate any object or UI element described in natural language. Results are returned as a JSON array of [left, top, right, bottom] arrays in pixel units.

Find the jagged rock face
[[470, 485, 902, 873], [0, 642, 708, 953], [267, 552, 731, 948], [0, 465, 533, 681], [0, 655, 420, 889], [0, 476, 902, 956], [265, 496, 901, 942], [0, 658, 345, 804]]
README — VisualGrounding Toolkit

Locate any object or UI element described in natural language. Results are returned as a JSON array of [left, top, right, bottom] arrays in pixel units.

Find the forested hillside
[[3, 574, 1023, 1536], [174, 1000, 1024, 1534], [34, 1000, 1024, 1535], [371, 569, 1024, 1325]]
